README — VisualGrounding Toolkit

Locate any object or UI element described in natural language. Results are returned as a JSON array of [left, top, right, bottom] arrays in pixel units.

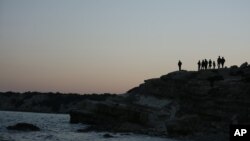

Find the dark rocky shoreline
[[1, 62, 250, 141], [69, 63, 250, 141]]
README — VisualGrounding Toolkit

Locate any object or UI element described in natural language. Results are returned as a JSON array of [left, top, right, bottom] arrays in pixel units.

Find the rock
[[127, 86, 139, 93], [103, 133, 114, 138], [207, 74, 224, 87], [70, 101, 150, 125], [166, 115, 201, 137], [196, 71, 216, 80], [7, 123, 40, 131], [240, 62, 248, 69], [160, 70, 195, 81], [70, 100, 169, 136], [144, 78, 166, 86], [230, 65, 238, 69], [69, 65, 250, 139], [77, 128, 88, 132], [230, 65, 241, 76], [77, 125, 106, 132], [121, 133, 131, 135], [242, 72, 250, 83]]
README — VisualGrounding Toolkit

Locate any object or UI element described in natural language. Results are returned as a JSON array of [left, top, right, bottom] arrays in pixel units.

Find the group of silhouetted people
[[177, 56, 226, 71], [217, 56, 226, 69], [198, 59, 214, 70], [198, 56, 225, 70]]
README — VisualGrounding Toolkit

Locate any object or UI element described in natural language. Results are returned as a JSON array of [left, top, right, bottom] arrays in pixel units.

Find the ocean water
[[0, 111, 180, 141]]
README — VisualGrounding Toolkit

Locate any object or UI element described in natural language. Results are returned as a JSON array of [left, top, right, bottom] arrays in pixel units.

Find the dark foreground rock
[[71, 100, 164, 136], [70, 63, 250, 141], [7, 123, 40, 131], [103, 133, 114, 138]]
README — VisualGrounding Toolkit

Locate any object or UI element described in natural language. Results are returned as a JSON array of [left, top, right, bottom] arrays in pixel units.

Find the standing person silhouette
[[213, 61, 216, 69], [202, 60, 205, 70], [204, 59, 208, 70], [197, 60, 201, 71], [221, 57, 225, 68], [178, 60, 182, 71], [208, 59, 212, 69], [217, 56, 221, 69]]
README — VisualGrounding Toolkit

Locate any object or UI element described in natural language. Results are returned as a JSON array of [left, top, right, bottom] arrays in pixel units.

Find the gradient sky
[[0, 0, 250, 94]]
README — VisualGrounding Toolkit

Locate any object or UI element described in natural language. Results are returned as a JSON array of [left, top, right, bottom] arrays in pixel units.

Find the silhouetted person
[[208, 59, 212, 69], [197, 60, 201, 71], [213, 61, 216, 69], [204, 59, 208, 70], [217, 56, 221, 69], [201, 60, 205, 70], [178, 60, 182, 71], [221, 57, 225, 68]]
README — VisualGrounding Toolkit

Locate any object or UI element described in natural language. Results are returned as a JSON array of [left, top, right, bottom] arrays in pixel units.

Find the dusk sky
[[1, 0, 250, 94]]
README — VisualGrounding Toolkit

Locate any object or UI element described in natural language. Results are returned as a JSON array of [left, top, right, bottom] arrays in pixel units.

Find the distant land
[[0, 91, 117, 113], [0, 62, 250, 141]]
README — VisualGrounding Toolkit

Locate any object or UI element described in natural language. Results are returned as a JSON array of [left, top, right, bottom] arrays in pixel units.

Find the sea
[[0, 111, 181, 141]]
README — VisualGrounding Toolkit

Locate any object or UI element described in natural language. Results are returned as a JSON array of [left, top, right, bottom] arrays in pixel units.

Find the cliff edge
[[70, 62, 250, 140]]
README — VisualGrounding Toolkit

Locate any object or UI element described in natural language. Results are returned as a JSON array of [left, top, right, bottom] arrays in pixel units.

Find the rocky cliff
[[70, 62, 250, 140]]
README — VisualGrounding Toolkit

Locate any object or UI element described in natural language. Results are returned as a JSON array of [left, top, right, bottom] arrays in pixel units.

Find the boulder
[[70, 101, 151, 126], [230, 65, 238, 69], [7, 123, 40, 131], [230, 65, 241, 76], [240, 62, 248, 69], [103, 133, 114, 138]]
